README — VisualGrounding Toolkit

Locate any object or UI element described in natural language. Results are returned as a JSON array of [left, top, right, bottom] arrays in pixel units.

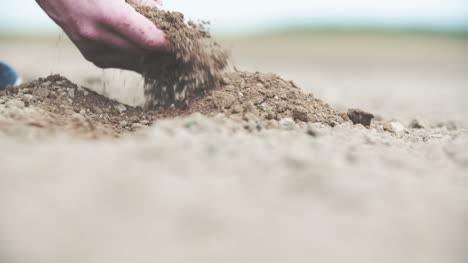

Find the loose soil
[[132, 4, 229, 107], [0, 72, 354, 137]]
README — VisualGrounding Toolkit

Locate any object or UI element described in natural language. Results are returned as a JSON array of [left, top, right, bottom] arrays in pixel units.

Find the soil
[[132, 4, 229, 107], [0, 72, 353, 137]]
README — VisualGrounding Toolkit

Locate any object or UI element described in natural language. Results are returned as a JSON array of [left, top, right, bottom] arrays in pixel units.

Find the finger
[[126, 0, 163, 8], [103, 3, 168, 51], [79, 25, 148, 55], [91, 52, 143, 72], [71, 40, 139, 68]]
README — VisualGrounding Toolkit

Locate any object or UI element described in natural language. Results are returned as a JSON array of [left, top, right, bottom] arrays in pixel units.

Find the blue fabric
[[0, 62, 19, 90]]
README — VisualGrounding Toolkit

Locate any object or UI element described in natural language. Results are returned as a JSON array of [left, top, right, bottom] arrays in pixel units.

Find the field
[[1, 32, 468, 263]]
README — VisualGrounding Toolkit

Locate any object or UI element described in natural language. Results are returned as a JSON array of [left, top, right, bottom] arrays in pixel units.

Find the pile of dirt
[[0, 75, 150, 137], [132, 4, 229, 107], [190, 71, 347, 126], [0, 73, 352, 137]]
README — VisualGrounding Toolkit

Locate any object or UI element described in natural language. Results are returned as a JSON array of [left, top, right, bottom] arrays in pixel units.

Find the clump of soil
[[132, 4, 229, 107], [347, 109, 374, 127], [0, 73, 350, 137]]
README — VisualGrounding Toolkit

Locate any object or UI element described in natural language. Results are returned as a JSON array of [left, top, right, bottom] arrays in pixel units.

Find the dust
[[132, 4, 229, 107]]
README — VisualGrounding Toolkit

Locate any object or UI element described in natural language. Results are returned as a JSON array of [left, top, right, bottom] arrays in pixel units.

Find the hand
[[36, 0, 168, 73]]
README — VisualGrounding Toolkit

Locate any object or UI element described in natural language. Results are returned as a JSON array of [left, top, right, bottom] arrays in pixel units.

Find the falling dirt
[[132, 4, 229, 107]]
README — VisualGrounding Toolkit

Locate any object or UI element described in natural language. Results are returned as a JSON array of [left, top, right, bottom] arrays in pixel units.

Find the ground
[[0, 33, 467, 263]]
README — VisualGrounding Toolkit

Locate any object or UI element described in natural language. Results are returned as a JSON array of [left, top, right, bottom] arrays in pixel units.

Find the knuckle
[[77, 26, 97, 40]]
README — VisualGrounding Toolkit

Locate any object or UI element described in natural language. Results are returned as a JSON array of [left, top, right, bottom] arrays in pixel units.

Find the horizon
[[1, 0, 467, 35]]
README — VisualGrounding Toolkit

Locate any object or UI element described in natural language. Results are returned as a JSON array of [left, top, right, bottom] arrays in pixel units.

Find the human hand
[[36, 0, 168, 72]]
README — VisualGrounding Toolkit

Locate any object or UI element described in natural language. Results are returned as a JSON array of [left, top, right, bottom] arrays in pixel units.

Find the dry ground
[[1, 33, 467, 263]]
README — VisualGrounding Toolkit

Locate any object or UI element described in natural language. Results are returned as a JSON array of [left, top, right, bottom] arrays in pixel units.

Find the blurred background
[[1, 0, 467, 124]]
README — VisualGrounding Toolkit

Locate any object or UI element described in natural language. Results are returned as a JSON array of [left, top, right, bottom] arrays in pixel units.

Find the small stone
[[243, 102, 258, 114], [32, 88, 50, 99], [238, 92, 244, 97], [279, 118, 295, 130], [231, 104, 243, 114], [307, 126, 319, 137], [347, 108, 374, 127], [114, 104, 127, 113], [292, 108, 310, 122], [132, 123, 143, 129], [266, 111, 276, 120], [390, 122, 405, 133], [409, 119, 425, 129], [119, 120, 128, 128], [384, 121, 405, 133], [22, 94, 34, 102], [140, 120, 150, 125], [79, 109, 86, 115]]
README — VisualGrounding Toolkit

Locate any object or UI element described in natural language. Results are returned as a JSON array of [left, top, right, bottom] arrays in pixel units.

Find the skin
[[35, 0, 169, 73]]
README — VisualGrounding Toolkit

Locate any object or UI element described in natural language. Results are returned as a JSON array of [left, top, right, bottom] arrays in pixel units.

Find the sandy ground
[[1, 34, 468, 263]]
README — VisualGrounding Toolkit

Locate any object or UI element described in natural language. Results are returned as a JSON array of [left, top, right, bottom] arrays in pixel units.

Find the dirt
[[132, 4, 229, 107], [1, 71, 355, 137]]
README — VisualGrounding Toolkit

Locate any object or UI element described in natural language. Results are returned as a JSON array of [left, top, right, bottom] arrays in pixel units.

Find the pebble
[[409, 119, 425, 129], [307, 126, 319, 137], [132, 123, 143, 129], [115, 104, 127, 113], [119, 120, 128, 128], [22, 94, 34, 102], [279, 118, 295, 130], [389, 122, 405, 133]]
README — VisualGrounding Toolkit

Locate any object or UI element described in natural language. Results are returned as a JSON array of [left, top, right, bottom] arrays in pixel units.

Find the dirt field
[[1, 34, 468, 263]]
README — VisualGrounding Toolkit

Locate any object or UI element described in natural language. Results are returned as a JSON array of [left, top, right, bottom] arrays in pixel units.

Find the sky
[[0, 0, 467, 34]]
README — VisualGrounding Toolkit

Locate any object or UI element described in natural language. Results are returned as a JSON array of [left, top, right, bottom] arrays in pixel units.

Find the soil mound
[[133, 5, 229, 107], [0, 73, 348, 137], [190, 71, 347, 126]]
